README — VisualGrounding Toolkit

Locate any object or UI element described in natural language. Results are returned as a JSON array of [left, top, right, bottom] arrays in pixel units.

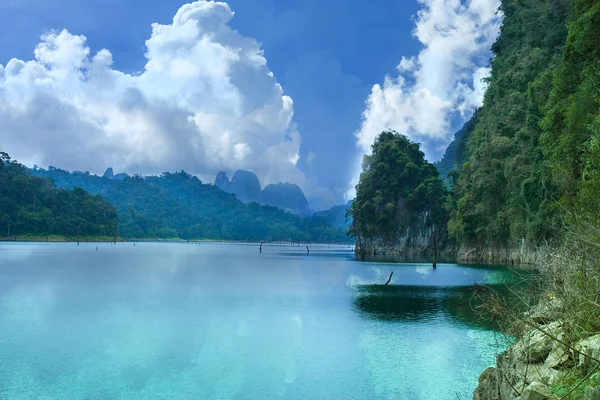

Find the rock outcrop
[[102, 167, 114, 179], [473, 321, 566, 399], [473, 301, 600, 400], [214, 171, 230, 190], [102, 168, 129, 180]]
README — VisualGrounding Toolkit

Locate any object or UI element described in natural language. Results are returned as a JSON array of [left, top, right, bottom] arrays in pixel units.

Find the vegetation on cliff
[[446, 0, 571, 248], [348, 131, 447, 250], [347, 0, 599, 394], [461, 0, 600, 396], [1, 152, 117, 239]]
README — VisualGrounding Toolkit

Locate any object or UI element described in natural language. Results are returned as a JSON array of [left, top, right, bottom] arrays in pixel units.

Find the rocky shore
[[473, 299, 600, 400]]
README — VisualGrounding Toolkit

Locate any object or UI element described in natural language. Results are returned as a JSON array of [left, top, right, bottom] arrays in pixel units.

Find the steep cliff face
[[355, 212, 447, 257], [228, 170, 262, 203], [103, 168, 114, 179], [212, 170, 312, 215], [262, 183, 310, 215], [214, 171, 230, 190]]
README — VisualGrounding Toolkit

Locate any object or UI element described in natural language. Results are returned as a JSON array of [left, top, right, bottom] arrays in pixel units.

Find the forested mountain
[[31, 166, 350, 242], [0, 152, 117, 239], [447, 0, 600, 251]]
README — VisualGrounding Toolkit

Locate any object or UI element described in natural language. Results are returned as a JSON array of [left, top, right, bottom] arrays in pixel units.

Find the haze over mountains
[[214, 170, 310, 215], [26, 163, 350, 242]]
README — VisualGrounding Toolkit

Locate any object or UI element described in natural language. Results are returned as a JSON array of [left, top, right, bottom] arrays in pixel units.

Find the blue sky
[[0, 0, 500, 209]]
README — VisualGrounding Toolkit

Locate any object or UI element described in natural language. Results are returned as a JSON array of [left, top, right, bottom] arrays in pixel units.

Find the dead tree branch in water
[[384, 271, 393, 285]]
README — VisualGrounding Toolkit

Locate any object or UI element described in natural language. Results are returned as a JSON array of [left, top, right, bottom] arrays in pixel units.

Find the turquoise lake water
[[0, 242, 518, 399]]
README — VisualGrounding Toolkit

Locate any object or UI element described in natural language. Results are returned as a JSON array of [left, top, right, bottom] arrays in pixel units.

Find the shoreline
[[0, 236, 356, 246]]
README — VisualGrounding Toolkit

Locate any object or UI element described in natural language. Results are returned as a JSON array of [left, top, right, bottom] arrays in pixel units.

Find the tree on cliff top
[[348, 131, 447, 245]]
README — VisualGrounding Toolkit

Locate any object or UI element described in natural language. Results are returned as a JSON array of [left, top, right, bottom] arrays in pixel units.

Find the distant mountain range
[[313, 201, 353, 230], [214, 170, 310, 215], [28, 165, 352, 243]]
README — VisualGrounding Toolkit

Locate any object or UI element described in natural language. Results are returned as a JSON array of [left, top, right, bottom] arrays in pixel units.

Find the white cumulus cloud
[[0, 1, 304, 187], [346, 0, 501, 200]]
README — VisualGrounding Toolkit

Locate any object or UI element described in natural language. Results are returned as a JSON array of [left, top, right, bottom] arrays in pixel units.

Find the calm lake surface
[[0, 242, 521, 399]]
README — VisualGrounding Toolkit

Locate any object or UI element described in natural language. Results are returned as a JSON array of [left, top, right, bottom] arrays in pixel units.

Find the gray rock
[[512, 322, 563, 363], [575, 334, 600, 375], [515, 381, 558, 400], [583, 386, 600, 400], [524, 298, 563, 325], [473, 367, 499, 400], [545, 342, 570, 369], [514, 363, 564, 386]]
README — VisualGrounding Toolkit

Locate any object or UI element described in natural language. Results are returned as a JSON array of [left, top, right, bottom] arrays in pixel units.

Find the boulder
[[514, 363, 564, 386], [512, 322, 563, 363], [583, 386, 600, 400], [515, 382, 558, 400], [524, 297, 563, 325], [473, 367, 499, 400], [575, 334, 600, 375], [545, 342, 570, 369]]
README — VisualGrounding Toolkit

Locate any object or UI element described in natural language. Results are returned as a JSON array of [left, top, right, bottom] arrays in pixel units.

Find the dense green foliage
[[31, 167, 350, 243], [360, 0, 599, 254], [348, 131, 447, 244], [447, 0, 599, 250], [448, 0, 571, 246], [541, 0, 600, 228], [0, 153, 117, 238]]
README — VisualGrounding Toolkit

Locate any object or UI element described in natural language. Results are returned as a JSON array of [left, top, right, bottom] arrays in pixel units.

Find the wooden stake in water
[[77, 224, 80, 246]]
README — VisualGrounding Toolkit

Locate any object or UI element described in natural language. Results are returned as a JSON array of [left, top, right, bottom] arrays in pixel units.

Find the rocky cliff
[[354, 212, 448, 258], [473, 299, 600, 400]]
